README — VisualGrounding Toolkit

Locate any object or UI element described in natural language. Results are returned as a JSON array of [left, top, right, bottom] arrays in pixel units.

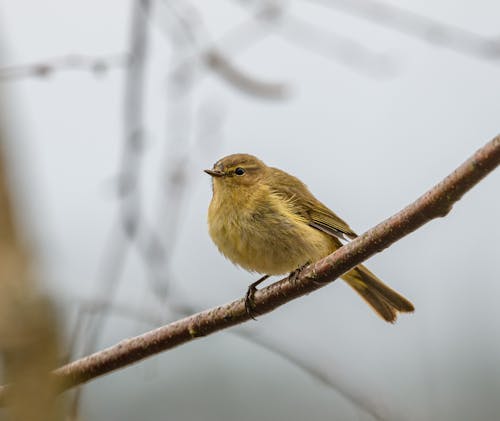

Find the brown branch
[[72, 296, 390, 420], [1, 134, 499, 402]]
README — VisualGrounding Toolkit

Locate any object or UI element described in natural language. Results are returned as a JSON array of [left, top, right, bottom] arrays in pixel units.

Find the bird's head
[[204, 154, 267, 192]]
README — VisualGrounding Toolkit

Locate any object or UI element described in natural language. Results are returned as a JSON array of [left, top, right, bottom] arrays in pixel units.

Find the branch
[[66, 1, 152, 417], [155, 1, 290, 99], [231, 0, 398, 78], [279, 14, 398, 78], [308, 0, 500, 60], [1, 134, 499, 402], [204, 49, 289, 99], [71, 296, 390, 420], [0, 53, 128, 81]]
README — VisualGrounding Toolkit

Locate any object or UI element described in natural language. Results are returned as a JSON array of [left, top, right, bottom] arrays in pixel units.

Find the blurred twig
[[0, 133, 496, 396], [77, 0, 152, 354], [204, 49, 289, 98], [157, 0, 291, 99], [232, 0, 400, 77], [279, 14, 398, 77], [68, 0, 152, 417], [0, 53, 128, 81], [308, 0, 500, 60]]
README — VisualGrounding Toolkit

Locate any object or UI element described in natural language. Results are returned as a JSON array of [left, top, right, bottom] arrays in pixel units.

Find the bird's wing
[[308, 208, 357, 240], [268, 168, 358, 240]]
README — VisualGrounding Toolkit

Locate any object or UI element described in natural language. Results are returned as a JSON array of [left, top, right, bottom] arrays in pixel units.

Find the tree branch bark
[[1, 134, 499, 403]]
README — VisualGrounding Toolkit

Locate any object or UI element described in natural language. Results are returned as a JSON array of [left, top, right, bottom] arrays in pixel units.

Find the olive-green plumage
[[205, 153, 414, 322]]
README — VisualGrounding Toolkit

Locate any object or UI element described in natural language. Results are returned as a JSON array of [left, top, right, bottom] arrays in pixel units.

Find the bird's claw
[[244, 274, 270, 320], [245, 286, 258, 320], [289, 262, 310, 284]]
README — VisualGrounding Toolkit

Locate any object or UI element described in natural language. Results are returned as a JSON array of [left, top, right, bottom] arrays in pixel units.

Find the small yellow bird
[[205, 153, 414, 322]]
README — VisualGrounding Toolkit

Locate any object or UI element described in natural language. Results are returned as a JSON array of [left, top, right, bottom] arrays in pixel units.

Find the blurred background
[[1, 0, 499, 420]]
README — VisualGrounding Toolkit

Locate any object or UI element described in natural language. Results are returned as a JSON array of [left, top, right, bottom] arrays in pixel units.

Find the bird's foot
[[288, 262, 310, 284], [245, 274, 269, 320]]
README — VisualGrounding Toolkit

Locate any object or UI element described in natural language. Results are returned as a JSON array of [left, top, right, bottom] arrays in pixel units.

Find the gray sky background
[[1, 1, 500, 420]]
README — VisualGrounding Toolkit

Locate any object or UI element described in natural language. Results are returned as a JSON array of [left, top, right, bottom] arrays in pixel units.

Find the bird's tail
[[342, 265, 414, 323]]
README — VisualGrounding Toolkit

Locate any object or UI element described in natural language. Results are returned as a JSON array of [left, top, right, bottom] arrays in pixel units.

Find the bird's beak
[[204, 169, 224, 177]]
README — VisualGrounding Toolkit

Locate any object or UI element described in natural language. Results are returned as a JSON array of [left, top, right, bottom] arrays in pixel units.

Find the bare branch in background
[[76, 0, 152, 352], [0, 134, 495, 401], [84, 0, 152, 343], [67, 0, 152, 416], [231, 0, 400, 77], [279, 14, 398, 77], [3, 0, 498, 86], [237, 330, 393, 421], [0, 53, 128, 81], [204, 49, 289, 98], [157, 0, 291, 99], [308, 0, 500, 60]]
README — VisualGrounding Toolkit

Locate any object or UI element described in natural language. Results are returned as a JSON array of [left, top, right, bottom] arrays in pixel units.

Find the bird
[[205, 153, 414, 322]]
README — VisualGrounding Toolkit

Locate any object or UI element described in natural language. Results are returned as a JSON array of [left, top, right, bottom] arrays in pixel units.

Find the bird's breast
[[208, 190, 335, 275]]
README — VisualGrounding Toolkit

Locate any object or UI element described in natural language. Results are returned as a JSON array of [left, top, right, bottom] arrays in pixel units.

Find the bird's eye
[[234, 167, 246, 176]]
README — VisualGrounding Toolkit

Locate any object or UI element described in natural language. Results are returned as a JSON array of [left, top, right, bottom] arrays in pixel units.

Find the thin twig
[[0, 53, 128, 81], [156, 0, 290, 99], [0, 134, 495, 399], [204, 49, 289, 99], [67, 1, 152, 417], [308, 0, 500, 60], [232, 0, 399, 77], [79, 0, 152, 354], [279, 14, 398, 77]]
